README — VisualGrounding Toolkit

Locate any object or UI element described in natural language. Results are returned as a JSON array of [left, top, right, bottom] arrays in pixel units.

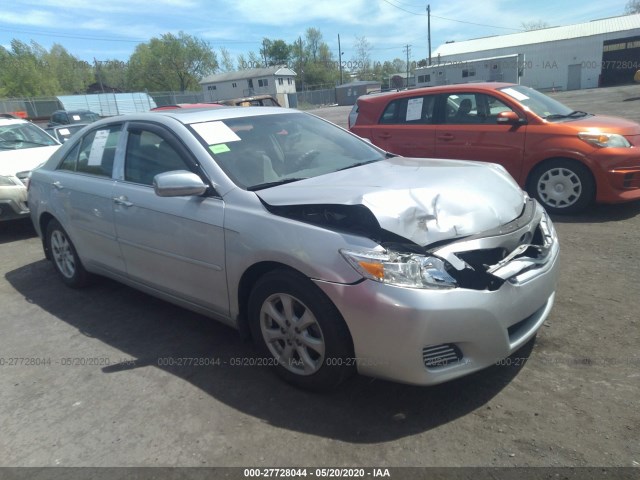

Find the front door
[[111, 122, 229, 317], [434, 92, 526, 181]]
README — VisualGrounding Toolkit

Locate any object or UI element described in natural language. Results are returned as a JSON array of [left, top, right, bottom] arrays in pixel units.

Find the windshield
[[194, 112, 386, 190], [0, 122, 59, 150], [499, 85, 575, 120]]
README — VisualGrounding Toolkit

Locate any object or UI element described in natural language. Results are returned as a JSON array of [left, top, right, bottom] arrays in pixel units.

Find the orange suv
[[349, 82, 640, 214]]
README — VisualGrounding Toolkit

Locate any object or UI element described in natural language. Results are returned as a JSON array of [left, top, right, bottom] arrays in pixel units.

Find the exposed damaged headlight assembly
[[0, 175, 18, 187], [340, 249, 458, 289]]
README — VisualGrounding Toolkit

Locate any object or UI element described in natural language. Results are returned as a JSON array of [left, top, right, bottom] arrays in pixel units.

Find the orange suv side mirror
[[496, 111, 525, 125]]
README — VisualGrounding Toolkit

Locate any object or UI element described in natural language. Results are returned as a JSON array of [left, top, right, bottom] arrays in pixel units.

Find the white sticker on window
[[72, 115, 81, 121], [88, 130, 109, 165], [59, 128, 70, 135], [501, 88, 529, 101], [406, 98, 424, 122], [192, 121, 241, 145]]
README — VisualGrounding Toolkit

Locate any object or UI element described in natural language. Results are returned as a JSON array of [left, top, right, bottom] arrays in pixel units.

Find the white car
[[0, 118, 60, 222]]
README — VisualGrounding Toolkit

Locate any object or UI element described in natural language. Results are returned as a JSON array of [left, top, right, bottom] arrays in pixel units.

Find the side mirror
[[153, 170, 208, 197], [496, 111, 526, 125]]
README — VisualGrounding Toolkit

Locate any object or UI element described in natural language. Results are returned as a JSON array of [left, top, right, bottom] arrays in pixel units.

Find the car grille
[[422, 343, 463, 369]]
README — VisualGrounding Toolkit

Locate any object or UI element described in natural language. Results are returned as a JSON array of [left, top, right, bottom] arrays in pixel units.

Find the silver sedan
[[28, 107, 560, 390]]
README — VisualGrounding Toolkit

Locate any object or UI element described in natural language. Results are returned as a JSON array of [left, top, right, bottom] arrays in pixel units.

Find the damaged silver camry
[[28, 107, 560, 390]]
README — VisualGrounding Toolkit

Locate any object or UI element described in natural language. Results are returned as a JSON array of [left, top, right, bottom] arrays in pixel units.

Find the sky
[[0, 0, 633, 68]]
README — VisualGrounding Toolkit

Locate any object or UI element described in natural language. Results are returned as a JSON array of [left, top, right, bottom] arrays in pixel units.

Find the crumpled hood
[[257, 157, 526, 246], [0, 145, 60, 176]]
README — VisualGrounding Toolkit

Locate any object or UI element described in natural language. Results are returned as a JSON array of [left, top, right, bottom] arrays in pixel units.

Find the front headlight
[[340, 249, 458, 289], [578, 132, 631, 148]]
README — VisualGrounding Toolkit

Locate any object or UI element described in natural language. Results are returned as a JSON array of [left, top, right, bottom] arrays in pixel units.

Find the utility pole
[[404, 44, 411, 88], [427, 4, 432, 65], [338, 34, 343, 85]]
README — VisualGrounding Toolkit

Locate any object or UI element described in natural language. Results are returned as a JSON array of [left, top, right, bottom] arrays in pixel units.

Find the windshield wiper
[[247, 177, 307, 191], [544, 110, 589, 120], [337, 159, 382, 171]]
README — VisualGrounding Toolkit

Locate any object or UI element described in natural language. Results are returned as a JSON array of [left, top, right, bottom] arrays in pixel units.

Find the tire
[[248, 269, 355, 391], [45, 219, 91, 288], [528, 159, 595, 214]]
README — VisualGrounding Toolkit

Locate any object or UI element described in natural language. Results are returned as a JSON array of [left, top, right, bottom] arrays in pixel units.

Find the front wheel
[[528, 159, 595, 214], [248, 269, 355, 391], [46, 219, 91, 288]]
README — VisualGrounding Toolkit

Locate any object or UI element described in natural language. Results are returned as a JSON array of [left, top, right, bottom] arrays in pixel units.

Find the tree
[[127, 32, 218, 92], [95, 59, 129, 91], [45, 44, 93, 93], [219, 47, 235, 72], [625, 0, 640, 14], [0, 40, 60, 96], [521, 20, 549, 31], [305, 28, 322, 62], [352, 36, 372, 80], [266, 40, 291, 66]]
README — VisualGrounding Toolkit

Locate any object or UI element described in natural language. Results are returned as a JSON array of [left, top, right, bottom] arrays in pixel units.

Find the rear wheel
[[248, 269, 355, 390], [46, 219, 91, 287], [528, 159, 595, 214]]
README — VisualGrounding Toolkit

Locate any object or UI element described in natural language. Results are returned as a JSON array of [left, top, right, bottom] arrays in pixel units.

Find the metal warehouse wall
[[433, 29, 640, 91]]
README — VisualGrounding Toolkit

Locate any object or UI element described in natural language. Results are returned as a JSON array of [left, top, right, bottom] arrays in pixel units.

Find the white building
[[200, 67, 297, 107], [415, 14, 640, 91]]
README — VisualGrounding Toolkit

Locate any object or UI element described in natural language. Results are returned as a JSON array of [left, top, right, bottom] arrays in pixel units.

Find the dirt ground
[[0, 85, 638, 472]]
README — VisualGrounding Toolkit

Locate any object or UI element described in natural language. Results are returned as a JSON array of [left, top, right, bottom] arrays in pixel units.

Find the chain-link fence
[[0, 87, 340, 120]]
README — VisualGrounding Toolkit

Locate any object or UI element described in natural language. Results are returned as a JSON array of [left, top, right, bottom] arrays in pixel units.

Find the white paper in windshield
[[59, 128, 70, 135], [406, 98, 423, 121], [192, 121, 241, 145], [88, 130, 109, 165], [502, 88, 529, 101], [72, 115, 81, 121]]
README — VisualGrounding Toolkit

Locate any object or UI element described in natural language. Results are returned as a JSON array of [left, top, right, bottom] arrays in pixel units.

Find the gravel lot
[[0, 85, 639, 471]]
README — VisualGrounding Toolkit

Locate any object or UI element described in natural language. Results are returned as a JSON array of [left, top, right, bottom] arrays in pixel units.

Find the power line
[[379, 0, 523, 31]]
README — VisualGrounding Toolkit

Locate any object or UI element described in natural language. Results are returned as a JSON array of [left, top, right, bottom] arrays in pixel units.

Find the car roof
[[87, 106, 301, 128], [357, 82, 517, 104]]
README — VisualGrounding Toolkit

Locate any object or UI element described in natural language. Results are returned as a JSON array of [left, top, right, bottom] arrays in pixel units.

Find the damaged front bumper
[[314, 198, 560, 386]]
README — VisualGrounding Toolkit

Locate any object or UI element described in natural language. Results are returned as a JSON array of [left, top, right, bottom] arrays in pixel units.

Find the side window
[[484, 95, 515, 122], [57, 142, 80, 171], [73, 125, 121, 177], [124, 129, 191, 186], [445, 94, 479, 124], [379, 96, 434, 125], [445, 93, 515, 124]]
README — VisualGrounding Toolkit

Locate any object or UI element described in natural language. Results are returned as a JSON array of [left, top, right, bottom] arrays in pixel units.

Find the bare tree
[[219, 47, 234, 72], [352, 36, 372, 80], [625, 0, 640, 14], [521, 20, 549, 31]]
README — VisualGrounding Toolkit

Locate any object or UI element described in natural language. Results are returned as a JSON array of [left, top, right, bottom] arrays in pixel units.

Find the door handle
[[113, 195, 133, 207], [52, 181, 64, 190], [437, 133, 455, 141], [378, 133, 392, 139]]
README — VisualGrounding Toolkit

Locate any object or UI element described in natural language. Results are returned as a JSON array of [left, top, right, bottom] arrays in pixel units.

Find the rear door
[[434, 92, 526, 180], [48, 124, 124, 273], [367, 94, 437, 158]]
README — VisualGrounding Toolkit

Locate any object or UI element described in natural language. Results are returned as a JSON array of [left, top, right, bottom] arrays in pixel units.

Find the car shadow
[[6, 260, 533, 443], [0, 218, 37, 244], [550, 200, 640, 224]]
